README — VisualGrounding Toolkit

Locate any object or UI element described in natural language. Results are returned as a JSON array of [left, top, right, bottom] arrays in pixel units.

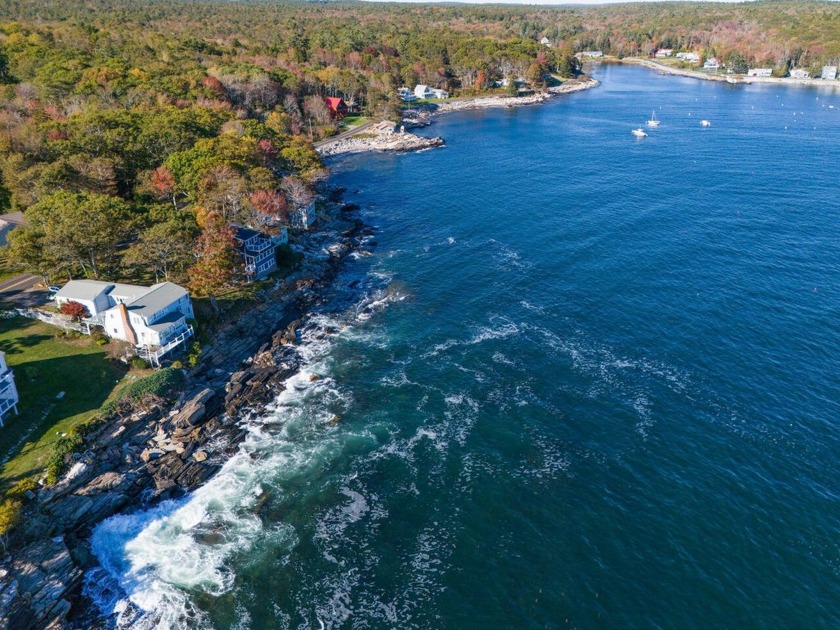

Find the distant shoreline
[[619, 57, 840, 90], [317, 77, 600, 157]]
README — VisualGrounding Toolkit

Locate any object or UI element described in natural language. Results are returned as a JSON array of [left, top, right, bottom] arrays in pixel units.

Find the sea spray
[[85, 283, 400, 628]]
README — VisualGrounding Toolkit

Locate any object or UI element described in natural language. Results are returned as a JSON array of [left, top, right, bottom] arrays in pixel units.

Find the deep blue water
[[90, 64, 840, 628]]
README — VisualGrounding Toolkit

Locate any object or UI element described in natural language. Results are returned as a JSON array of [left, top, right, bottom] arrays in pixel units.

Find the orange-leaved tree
[[188, 211, 240, 297]]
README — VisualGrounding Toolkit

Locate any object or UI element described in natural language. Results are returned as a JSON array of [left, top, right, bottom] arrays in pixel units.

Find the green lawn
[[0, 317, 129, 488], [340, 115, 368, 128]]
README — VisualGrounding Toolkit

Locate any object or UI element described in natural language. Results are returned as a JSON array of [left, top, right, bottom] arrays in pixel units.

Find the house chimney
[[117, 302, 138, 346]]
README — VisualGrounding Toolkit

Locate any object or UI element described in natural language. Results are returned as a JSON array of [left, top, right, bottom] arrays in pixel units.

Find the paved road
[[313, 121, 376, 150], [0, 274, 47, 308]]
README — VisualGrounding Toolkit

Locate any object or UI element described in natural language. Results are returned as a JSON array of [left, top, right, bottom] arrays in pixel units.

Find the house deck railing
[[137, 325, 194, 368], [246, 238, 274, 254]]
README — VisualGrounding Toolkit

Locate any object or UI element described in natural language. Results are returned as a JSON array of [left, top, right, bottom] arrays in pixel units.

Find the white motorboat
[[632, 128, 648, 137]]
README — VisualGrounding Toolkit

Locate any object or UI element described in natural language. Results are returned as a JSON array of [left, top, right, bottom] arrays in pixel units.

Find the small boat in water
[[646, 111, 660, 127], [701, 120, 712, 127], [632, 128, 648, 138]]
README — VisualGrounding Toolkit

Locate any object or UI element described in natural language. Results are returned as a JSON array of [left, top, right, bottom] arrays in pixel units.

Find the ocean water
[[88, 64, 840, 628]]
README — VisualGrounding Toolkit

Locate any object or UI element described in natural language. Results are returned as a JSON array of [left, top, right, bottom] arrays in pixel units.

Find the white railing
[[15, 308, 105, 335], [137, 325, 194, 368], [248, 238, 274, 253]]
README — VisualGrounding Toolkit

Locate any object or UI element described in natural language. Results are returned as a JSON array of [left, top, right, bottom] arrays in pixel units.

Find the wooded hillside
[[0, 0, 836, 291]]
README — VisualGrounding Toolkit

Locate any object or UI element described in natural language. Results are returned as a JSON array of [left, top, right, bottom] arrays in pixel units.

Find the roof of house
[[232, 224, 263, 243], [109, 283, 152, 301], [126, 282, 188, 318], [325, 97, 346, 109], [54, 280, 114, 302], [146, 310, 186, 333]]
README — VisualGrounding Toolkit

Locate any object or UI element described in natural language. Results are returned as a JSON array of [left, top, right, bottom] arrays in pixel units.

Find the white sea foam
[[86, 299, 379, 628]]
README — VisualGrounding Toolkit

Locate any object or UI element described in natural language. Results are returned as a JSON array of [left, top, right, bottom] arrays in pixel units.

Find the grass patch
[[0, 317, 130, 489], [340, 115, 367, 128]]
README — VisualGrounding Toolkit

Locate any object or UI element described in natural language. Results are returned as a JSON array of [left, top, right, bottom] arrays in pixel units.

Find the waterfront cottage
[[656, 49, 673, 58], [325, 97, 348, 119], [703, 58, 722, 69], [397, 87, 416, 102], [821, 66, 837, 80], [55, 280, 195, 363], [577, 51, 603, 58], [291, 202, 317, 230], [233, 224, 288, 280], [414, 85, 433, 99], [747, 68, 772, 77], [790, 68, 810, 79], [0, 352, 19, 426], [675, 52, 700, 63]]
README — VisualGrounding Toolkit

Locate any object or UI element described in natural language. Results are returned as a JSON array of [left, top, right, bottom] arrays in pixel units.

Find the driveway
[[0, 274, 47, 308], [313, 121, 376, 150]]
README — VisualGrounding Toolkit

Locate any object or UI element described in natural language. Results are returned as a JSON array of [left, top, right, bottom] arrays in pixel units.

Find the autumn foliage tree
[[60, 300, 89, 320], [188, 212, 240, 296], [249, 189, 289, 228], [149, 166, 179, 208]]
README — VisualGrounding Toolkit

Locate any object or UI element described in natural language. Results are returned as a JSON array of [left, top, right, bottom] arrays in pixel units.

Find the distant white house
[[703, 58, 722, 70], [656, 49, 673, 58], [577, 51, 603, 58], [540, 36, 552, 47], [790, 68, 810, 79], [55, 280, 194, 361], [747, 68, 773, 77], [414, 85, 433, 99], [413, 85, 448, 100], [0, 352, 19, 427], [675, 52, 700, 63], [821, 65, 837, 80], [290, 201, 317, 230], [397, 87, 416, 102]]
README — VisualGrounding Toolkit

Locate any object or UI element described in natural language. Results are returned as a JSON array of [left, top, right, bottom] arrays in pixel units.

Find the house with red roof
[[325, 97, 348, 119]]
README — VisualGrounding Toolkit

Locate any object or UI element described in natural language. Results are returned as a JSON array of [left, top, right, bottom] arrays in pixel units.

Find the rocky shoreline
[[624, 57, 840, 89], [316, 124, 444, 157], [0, 195, 374, 629], [317, 77, 599, 157]]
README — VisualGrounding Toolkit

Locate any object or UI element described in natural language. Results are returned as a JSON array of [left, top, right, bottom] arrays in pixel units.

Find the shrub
[[275, 244, 303, 274], [6, 477, 38, 500], [130, 356, 150, 370], [91, 326, 108, 345], [44, 428, 85, 485], [0, 499, 22, 551], [186, 341, 202, 368], [59, 300, 88, 320], [170, 360, 183, 369], [122, 367, 185, 401]]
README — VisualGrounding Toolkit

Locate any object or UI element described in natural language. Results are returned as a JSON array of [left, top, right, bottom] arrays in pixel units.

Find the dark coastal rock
[[0, 198, 367, 627], [0, 537, 82, 629]]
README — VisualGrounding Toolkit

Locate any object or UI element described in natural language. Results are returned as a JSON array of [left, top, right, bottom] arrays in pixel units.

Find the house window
[[112, 328, 118, 334]]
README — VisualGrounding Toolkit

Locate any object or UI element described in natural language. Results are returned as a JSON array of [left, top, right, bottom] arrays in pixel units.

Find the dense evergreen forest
[[0, 0, 838, 292]]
